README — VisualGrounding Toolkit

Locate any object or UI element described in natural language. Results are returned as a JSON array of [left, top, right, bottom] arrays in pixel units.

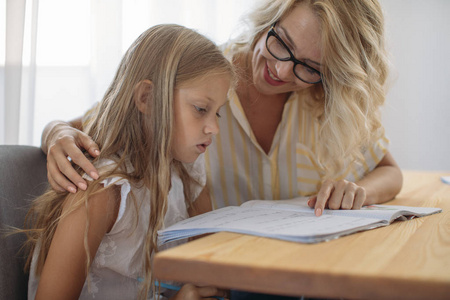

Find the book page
[[159, 206, 383, 244], [159, 199, 442, 244], [241, 198, 442, 222], [241, 197, 311, 211]]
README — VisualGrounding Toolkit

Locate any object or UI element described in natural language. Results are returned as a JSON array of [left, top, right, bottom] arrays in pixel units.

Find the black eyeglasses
[[266, 22, 322, 84]]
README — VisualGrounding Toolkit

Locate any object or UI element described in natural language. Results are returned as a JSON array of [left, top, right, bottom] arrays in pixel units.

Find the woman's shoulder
[[218, 41, 233, 57], [219, 40, 250, 64]]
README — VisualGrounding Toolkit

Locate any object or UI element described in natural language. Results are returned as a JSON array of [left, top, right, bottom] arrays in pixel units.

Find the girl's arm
[[309, 151, 403, 216], [35, 186, 120, 300], [41, 118, 100, 193]]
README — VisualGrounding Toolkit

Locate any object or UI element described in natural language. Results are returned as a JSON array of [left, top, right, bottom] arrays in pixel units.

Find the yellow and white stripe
[[205, 90, 389, 209]]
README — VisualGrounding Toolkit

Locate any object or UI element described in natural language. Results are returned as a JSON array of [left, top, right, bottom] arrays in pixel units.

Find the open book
[[158, 198, 442, 244]]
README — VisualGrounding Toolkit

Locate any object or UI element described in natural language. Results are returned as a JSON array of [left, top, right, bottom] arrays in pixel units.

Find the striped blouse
[[205, 89, 389, 209]]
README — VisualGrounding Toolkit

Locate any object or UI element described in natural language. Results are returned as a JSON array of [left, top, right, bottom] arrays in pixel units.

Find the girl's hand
[[44, 121, 100, 193], [307, 179, 367, 216], [172, 283, 229, 300]]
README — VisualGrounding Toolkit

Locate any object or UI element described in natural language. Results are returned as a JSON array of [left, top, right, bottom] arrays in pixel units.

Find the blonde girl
[[25, 24, 232, 300]]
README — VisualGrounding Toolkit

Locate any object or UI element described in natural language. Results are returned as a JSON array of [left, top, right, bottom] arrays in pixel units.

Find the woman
[[41, 0, 402, 217]]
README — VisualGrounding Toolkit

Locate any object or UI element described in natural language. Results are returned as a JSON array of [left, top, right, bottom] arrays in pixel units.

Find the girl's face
[[251, 3, 323, 96], [172, 74, 230, 163]]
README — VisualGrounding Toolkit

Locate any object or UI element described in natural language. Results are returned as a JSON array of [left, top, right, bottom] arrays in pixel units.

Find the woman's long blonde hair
[[233, 0, 389, 177], [24, 24, 233, 299]]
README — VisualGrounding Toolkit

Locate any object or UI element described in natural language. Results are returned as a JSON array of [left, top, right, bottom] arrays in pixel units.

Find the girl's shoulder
[[83, 157, 136, 226], [80, 182, 121, 233], [84, 157, 134, 188]]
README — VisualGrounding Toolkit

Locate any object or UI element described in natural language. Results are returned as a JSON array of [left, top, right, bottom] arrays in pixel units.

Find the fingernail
[[68, 186, 77, 194], [90, 172, 99, 180], [315, 208, 322, 217], [94, 149, 100, 156], [79, 183, 87, 190]]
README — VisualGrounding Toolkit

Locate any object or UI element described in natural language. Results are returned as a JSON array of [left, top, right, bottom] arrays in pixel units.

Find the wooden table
[[153, 171, 450, 299]]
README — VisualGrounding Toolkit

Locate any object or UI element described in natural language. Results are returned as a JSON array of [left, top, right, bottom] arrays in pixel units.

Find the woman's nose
[[275, 60, 294, 81]]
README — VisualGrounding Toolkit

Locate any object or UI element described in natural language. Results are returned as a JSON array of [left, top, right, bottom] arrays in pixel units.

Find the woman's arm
[[171, 283, 229, 300], [309, 151, 403, 216], [354, 151, 403, 205], [35, 187, 119, 300], [41, 118, 84, 154], [41, 118, 100, 193]]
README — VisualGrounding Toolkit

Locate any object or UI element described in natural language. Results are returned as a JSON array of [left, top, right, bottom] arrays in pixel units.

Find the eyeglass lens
[[266, 34, 321, 84]]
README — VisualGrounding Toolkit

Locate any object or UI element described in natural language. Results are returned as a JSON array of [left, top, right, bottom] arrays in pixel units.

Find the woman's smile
[[264, 63, 287, 86]]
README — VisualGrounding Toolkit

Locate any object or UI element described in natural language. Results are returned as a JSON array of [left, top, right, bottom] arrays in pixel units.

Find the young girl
[[24, 24, 233, 300]]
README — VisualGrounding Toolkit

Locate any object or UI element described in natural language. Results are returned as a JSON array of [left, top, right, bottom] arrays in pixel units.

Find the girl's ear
[[133, 80, 153, 114]]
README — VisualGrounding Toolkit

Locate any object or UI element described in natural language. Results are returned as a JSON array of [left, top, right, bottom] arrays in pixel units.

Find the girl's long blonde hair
[[233, 0, 389, 177], [24, 24, 233, 299]]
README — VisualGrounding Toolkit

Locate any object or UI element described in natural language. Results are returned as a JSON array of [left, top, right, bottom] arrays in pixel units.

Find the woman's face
[[251, 3, 322, 96]]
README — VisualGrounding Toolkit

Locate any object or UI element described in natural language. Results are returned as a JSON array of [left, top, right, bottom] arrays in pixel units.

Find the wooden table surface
[[153, 171, 450, 299]]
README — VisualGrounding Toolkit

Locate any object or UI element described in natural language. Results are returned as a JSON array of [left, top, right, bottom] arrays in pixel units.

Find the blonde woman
[[42, 0, 402, 217], [25, 24, 233, 300]]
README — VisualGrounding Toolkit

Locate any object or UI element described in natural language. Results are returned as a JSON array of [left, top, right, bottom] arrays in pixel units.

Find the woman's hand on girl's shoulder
[[171, 283, 229, 300], [43, 119, 100, 194], [307, 179, 366, 216]]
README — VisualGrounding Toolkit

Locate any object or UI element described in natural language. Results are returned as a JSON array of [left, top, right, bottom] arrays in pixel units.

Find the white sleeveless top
[[28, 155, 205, 299]]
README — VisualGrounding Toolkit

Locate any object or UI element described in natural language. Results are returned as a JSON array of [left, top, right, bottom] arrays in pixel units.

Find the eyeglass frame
[[265, 22, 322, 84]]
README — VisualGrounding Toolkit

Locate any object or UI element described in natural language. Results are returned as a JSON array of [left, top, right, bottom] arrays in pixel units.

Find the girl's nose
[[275, 60, 294, 81], [204, 117, 220, 135]]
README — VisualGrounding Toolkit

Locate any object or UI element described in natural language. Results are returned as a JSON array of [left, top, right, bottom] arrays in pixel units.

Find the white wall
[[380, 0, 450, 171], [3, 0, 449, 171]]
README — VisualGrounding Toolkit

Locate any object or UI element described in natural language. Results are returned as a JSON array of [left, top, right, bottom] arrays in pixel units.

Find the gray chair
[[0, 145, 48, 300]]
